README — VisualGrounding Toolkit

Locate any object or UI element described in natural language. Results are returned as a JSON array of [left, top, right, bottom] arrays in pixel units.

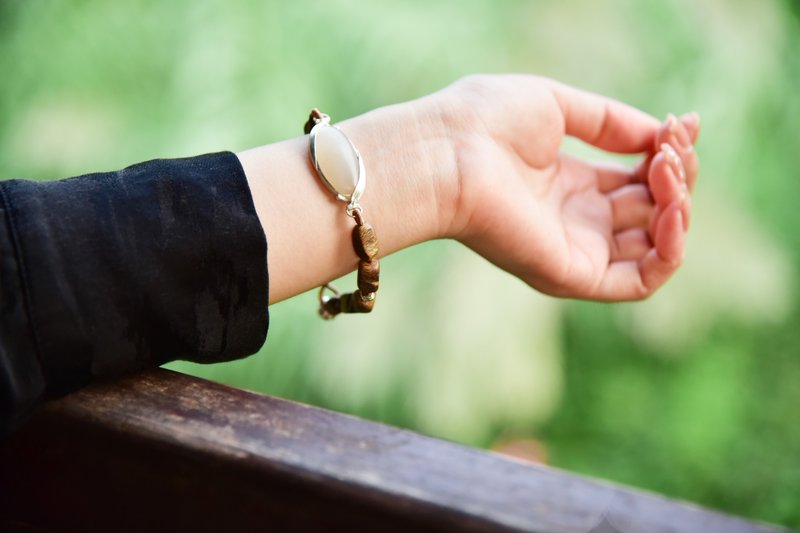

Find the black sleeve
[[0, 151, 269, 435]]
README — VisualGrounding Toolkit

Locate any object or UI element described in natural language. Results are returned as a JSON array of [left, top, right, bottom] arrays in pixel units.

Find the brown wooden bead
[[339, 291, 375, 313], [320, 296, 342, 319], [352, 223, 379, 261], [357, 259, 380, 295], [339, 292, 357, 314], [303, 108, 325, 134], [353, 290, 375, 312]]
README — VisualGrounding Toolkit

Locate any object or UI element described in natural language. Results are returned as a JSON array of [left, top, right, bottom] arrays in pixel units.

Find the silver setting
[[318, 283, 340, 320]]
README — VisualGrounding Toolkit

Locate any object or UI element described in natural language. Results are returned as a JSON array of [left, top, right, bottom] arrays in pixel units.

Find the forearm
[[0, 153, 268, 434], [239, 96, 458, 304]]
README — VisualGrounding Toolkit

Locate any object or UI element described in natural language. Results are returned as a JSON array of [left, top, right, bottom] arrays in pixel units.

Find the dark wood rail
[[0, 369, 787, 533]]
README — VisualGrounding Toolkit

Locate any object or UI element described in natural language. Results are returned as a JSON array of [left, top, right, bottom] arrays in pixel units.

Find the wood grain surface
[[0, 369, 787, 533]]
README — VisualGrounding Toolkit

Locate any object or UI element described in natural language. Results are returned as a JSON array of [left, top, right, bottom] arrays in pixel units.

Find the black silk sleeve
[[0, 152, 269, 435]]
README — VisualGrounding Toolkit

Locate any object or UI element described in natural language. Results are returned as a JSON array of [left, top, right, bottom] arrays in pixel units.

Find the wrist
[[340, 96, 460, 248], [239, 98, 461, 305]]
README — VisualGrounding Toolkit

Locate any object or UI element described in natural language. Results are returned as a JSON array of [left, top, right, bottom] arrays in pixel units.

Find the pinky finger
[[593, 201, 685, 301], [641, 201, 685, 290]]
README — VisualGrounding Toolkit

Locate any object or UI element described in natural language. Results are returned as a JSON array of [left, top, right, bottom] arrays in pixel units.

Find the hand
[[436, 75, 700, 301]]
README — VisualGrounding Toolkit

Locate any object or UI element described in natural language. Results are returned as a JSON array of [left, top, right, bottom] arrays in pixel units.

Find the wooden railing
[[0, 369, 787, 532]]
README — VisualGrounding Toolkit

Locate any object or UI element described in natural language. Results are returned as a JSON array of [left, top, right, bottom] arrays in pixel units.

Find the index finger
[[548, 81, 660, 154]]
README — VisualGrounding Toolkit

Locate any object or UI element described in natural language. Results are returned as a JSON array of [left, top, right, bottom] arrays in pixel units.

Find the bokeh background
[[2, 0, 798, 527]]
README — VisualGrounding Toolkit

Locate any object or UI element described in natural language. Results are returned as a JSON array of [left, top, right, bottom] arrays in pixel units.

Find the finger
[[679, 113, 700, 191], [632, 152, 654, 184], [654, 201, 685, 264], [563, 156, 640, 194], [657, 113, 700, 148], [548, 80, 660, 153], [608, 184, 654, 231], [656, 114, 700, 190], [681, 112, 701, 144], [611, 229, 651, 261], [632, 112, 700, 187], [649, 192, 692, 236], [642, 201, 685, 287], [593, 160, 639, 193], [595, 202, 685, 301], [649, 145, 688, 210], [682, 192, 692, 230]]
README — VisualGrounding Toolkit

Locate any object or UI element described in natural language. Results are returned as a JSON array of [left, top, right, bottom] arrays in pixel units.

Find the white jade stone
[[315, 126, 359, 198]]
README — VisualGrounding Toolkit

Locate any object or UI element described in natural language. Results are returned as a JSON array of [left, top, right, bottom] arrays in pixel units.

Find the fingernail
[[666, 113, 679, 131], [680, 111, 700, 128], [666, 113, 693, 153], [661, 142, 686, 183]]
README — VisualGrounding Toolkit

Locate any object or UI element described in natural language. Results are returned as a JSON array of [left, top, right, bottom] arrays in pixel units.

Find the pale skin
[[239, 74, 700, 305]]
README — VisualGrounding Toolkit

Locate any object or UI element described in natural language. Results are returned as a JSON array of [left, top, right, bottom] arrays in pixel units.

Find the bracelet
[[304, 108, 380, 319]]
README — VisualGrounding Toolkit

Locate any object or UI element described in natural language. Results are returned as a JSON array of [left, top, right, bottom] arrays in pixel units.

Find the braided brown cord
[[305, 109, 380, 319]]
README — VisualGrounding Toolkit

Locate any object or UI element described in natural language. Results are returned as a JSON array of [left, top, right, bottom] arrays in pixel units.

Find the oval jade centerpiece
[[311, 124, 364, 204]]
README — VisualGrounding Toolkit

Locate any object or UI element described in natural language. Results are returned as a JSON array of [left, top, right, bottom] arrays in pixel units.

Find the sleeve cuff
[[1, 152, 269, 399]]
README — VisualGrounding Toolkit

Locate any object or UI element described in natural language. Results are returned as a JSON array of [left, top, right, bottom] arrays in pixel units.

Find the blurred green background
[[2, 0, 798, 527]]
